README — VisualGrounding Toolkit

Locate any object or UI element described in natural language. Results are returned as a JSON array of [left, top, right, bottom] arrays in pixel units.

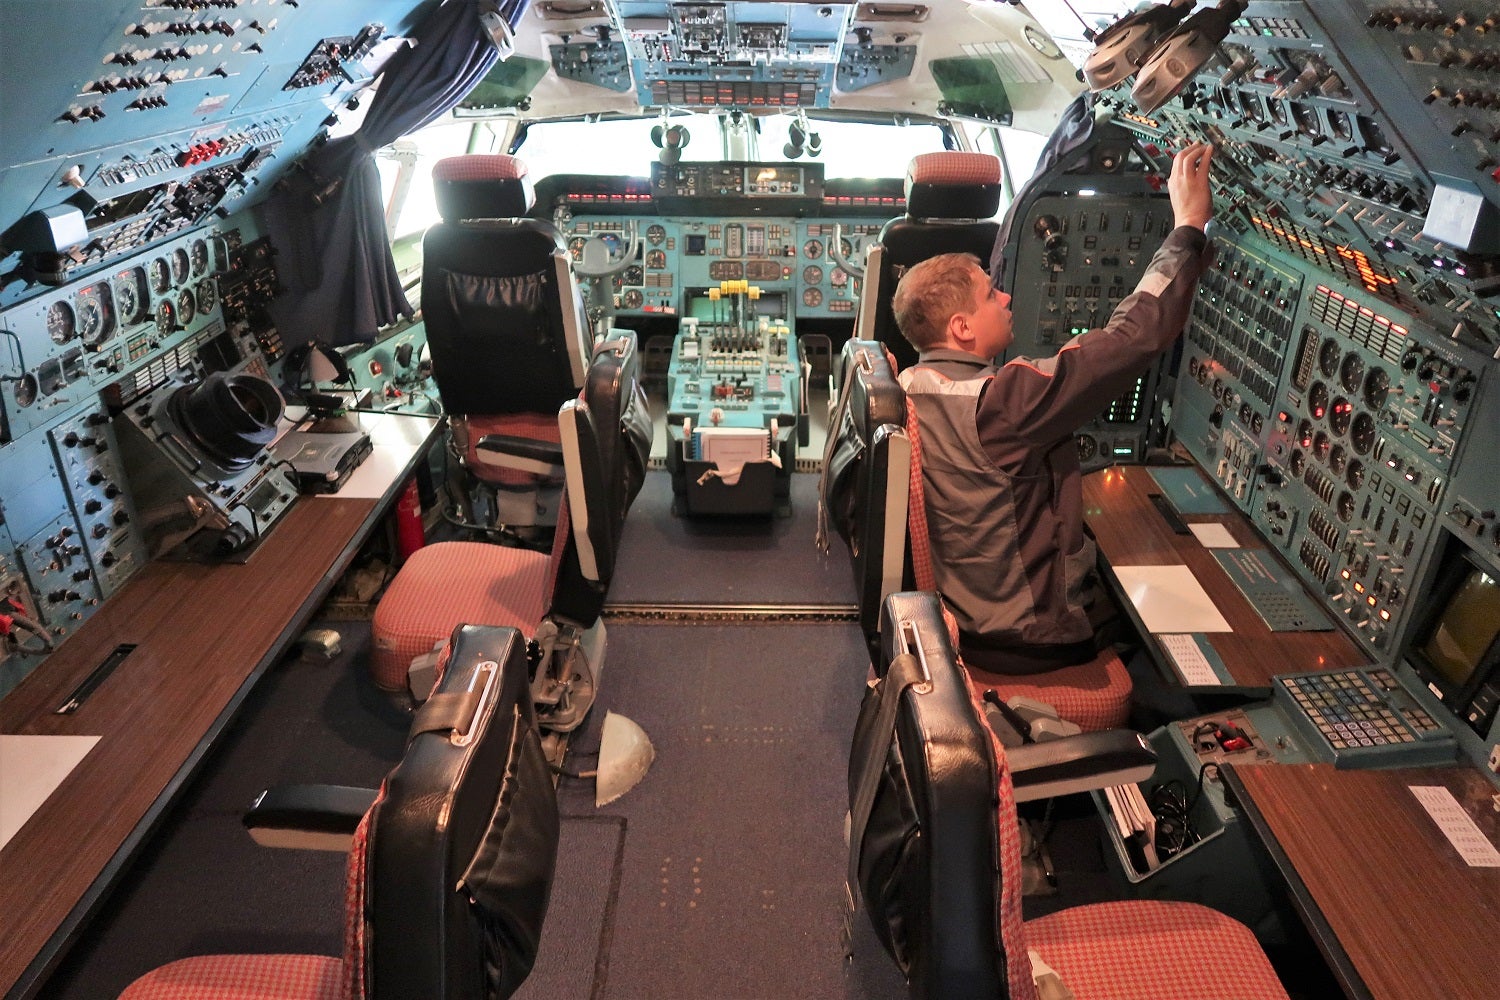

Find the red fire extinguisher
[[395, 476, 425, 561]]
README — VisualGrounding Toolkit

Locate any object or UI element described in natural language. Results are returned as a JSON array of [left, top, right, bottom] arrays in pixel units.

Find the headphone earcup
[[651, 125, 665, 148]]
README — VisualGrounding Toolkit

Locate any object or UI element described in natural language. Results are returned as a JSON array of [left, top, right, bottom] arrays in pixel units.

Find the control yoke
[[574, 221, 643, 336]]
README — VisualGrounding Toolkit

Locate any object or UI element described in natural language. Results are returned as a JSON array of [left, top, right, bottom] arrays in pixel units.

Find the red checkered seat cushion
[[965, 647, 1132, 732], [370, 541, 548, 691], [1025, 899, 1290, 1000], [114, 954, 345, 1000]]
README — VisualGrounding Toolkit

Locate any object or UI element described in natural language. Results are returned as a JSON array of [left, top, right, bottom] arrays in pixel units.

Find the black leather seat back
[[368, 624, 559, 999], [550, 332, 652, 625], [857, 152, 1004, 371], [822, 339, 911, 661], [421, 154, 588, 417], [849, 591, 1006, 999]]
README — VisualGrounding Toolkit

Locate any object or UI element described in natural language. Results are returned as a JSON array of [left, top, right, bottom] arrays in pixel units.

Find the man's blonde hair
[[891, 252, 984, 352]]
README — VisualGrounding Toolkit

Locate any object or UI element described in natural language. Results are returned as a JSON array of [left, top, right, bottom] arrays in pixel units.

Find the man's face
[[964, 266, 1013, 359]]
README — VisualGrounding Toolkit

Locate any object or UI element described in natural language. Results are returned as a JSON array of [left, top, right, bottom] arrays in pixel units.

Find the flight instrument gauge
[[1346, 459, 1365, 490], [621, 289, 644, 309], [802, 265, 823, 285], [115, 268, 147, 324], [177, 288, 196, 325], [155, 299, 176, 337], [190, 239, 209, 276], [1349, 413, 1376, 454], [149, 256, 171, 293], [1362, 368, 1389, 410], [171, 247, 190, 284], [197, 279, 217, 315], [803, 239, 823, 259], [802, 288, 822, 307], [1339, 352, 1364, 393], [1319, 338, 1340, 377], [646, 249, 667, 269], [76, 285, 113, 345], [646, 224, 666, 246], [568, 236, 587, 261], [47, 301, 76, 343]]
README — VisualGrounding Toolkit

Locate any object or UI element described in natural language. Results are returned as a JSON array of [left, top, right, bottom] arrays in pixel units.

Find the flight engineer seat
[[847, 591, 1290, 1000], [422, 153, 595, 537], [818, 340, 1133, 733], [855, 151, 1004, 372], [370, 332, 651, 733], [117, 624, 559, 1000]]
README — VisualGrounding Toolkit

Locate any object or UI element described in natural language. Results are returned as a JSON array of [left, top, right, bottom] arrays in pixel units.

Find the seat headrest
[[904, 151, 1003, 221], [433, 154, 535, 221]]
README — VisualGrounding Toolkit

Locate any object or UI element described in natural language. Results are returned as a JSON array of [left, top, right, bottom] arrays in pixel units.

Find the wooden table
[[1082, 464, 1369, 688], [1223, 762, 1500, 1000], [0, 411, 439, 999]]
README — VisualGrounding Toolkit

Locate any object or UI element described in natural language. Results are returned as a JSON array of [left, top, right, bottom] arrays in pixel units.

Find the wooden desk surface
[[1224, 763, 1500, 1000], [0, 411, 438, 998], [1082, 464, 1369, 687]]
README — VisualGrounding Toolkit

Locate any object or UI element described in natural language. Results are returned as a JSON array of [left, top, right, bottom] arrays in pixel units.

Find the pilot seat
[[855, 151, 1004, 372], [117, 624, 559, 1000], [370, 332, 651, 733], [847, 591, 1290, 1000], [422, 153, 595, 540]]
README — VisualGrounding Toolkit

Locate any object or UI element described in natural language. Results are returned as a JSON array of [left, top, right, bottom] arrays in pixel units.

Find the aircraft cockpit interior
[[2, 3, 1499, 999]]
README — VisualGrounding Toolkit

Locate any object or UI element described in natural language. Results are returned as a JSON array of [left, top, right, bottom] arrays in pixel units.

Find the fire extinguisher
[[395, 476, 424, 560]]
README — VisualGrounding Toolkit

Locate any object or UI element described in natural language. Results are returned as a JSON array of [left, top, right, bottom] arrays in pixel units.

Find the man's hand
[[1168, 141, 1214, 232]]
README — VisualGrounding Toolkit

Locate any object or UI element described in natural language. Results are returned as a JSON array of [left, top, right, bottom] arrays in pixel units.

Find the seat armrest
[[243, 784, 379, 851], [1007, 730, 1157, 803], [475, 434, 566, 474]]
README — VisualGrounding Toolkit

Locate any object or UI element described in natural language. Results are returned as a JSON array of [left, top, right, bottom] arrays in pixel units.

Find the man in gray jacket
[[892, 142, 1214, 674]]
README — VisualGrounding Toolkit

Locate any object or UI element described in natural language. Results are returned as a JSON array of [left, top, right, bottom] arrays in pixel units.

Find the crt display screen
[[1416, 564, 1500, 689]]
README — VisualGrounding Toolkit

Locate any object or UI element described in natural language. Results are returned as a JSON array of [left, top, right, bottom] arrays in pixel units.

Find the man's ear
[[947, 311, 975, 350]]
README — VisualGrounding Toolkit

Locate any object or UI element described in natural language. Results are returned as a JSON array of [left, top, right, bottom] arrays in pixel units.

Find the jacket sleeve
[[976, 225, 1211, 468]]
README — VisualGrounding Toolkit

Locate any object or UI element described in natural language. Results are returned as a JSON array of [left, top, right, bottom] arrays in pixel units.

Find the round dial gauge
[[77, 291, 110, 345], [803, 239, 824, 259], [1296, 419, 1314, 449], [567, 236, 586, 261], [171, 247, 190, 284], [623, 265, 643, 286], [149, 256, 171, 293], [621, 289, 643, 309], [1289, 450, 1306, 477], [1328, 445, 1348, 477], [1328, 109, 1354, 141], [196, 278, 217, 315], [646, 249, 667, 269], [114, 280, 140, 325], [1346, 459, 1365, 490], [802, 287, 823, 308], [190, 239, 209, 276], [1350, 412, 1377, 454], [1328, 397, 1353, 436], [1238, 402, 1253, 427], [829, 268, 849, 288], [646, 224, 666, 246], [1337, 491, 1356, 522], [1362, 368, 1389, 410], [1313, 431, 1332, 463], [802, 264, 823, 285], [155, 299, 176, 336], [1339, 352, 1364, 393], [1318, 338, 1341, 377], [1308, 381, 1330, 420], [46, 301, 76, 343], [176, 288, 196, 325], [1291, 102, 1321, 138]]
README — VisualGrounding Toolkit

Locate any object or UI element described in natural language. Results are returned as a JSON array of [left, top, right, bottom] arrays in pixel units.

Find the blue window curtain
[[263, 0, 526, 347]]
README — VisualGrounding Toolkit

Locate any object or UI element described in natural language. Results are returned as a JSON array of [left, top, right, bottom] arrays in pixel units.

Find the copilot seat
[[423, 153, 594, 534]]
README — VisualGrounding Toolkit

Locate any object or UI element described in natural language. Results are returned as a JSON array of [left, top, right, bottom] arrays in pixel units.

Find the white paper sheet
[[1113, 564, 1233, 633], [1189, 523, 1239, 548], [0, 734, 100, 849]]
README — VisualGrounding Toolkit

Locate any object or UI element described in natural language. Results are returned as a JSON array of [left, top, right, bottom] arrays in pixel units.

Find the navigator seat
[[818, 339, 1132, 732], [855, 152, 1004, 372], [370, 333, 651, 732], [118, 624, 558, 1000], [423, 153, 594, 536], [848, 591, 1289, 1000]]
